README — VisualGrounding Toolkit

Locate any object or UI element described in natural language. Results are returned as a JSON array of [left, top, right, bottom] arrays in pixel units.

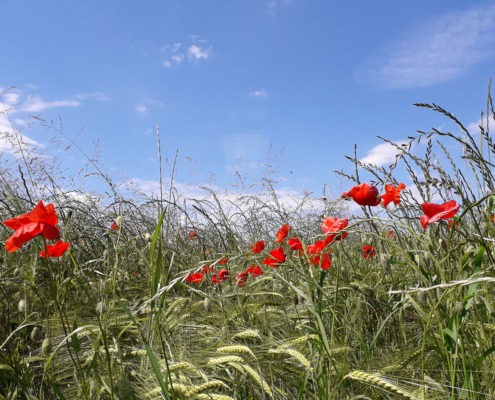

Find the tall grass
[[1, 85, 495, 399]]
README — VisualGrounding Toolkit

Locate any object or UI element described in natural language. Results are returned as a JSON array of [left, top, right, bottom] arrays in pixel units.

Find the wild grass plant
[[2, 86, 495, 399]]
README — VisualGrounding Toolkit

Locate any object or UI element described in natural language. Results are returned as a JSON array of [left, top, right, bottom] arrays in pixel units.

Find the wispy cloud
[[134, 97, 165, 114], [74, 91, 110, 101], [187, 45, 211, 61], [135, 104, 147, 114], [467, 115, 495, 134], [21, 95, 80, 113], [222, 132, 270, 175], [0, 86, 99, 154], [268, 0, 292, 15], [249, 89, 268, 98], [127, 177, 324, 218], [360, 141, 408, 167], [162, 38, 212, 67], [356, 5, 495, 89]]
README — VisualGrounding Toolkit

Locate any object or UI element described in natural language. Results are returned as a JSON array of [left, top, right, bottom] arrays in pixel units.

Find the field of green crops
[[2, 97, 495, 399]]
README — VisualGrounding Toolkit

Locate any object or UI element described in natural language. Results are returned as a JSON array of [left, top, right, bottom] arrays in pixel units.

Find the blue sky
[[1, 1, 495, 201]]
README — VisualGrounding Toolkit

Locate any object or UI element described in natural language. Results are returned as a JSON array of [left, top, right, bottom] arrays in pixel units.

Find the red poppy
[[236, 271, 249, 287], [287, 237, 303, 251], [217, 269, 230, 282], [448, 219, 460, 230], [110, 222, 119, 231], [362, 245, 376, 259], [491, 214, 495, 223], [212, 269, 229, 285], [245, 265, 263, 276], [3, 201, 60, 252], [321, 217, 348, 242], [185, 273, 204, 283], [342, 183, 381, 206], [320, 252, 332, 270], [251, 240, 265, 254], [39, 240, 70, 258], [217, 257, 229, 265], [381, 183, 406, 208], [201, 264, 215, 273], [306, 239, 327, 255], [275, 224, 290, 244], [187, 230, 198, 240], [263, 246, 286, 268], [386, 230, 395, 238], [420, 200, 460, 229]]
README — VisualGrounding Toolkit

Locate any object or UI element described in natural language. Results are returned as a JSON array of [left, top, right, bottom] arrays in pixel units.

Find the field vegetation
[[1, 87, 495, 399]]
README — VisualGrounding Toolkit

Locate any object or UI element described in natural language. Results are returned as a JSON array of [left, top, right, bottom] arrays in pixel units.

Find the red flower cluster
[[342, 183, 406, 208], [3, 200, 70, 257]]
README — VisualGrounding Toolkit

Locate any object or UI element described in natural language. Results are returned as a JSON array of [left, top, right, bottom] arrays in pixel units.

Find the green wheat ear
[[232, 329, 261, 340], [345, 371, 419, 400]]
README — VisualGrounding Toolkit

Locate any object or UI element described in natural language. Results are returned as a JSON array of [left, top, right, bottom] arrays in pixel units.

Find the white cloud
[[74, 91, 110, 101], [135, 98, 166, 114], [22, 95, 80, 112], [356, 5, 495, 89], [127, 177, 325, 217], [187, 45, 211, 61], [360, 141, 408, 167], [171, 54, 184, 64], [135, 104, 147, 114], [163, 60, 172, 68], [0, 114, 43, 154], [268, 0, 292, 14], [0, 87, 94, 155], [249, 89, 268, 98], [467, 115, 495, 134]]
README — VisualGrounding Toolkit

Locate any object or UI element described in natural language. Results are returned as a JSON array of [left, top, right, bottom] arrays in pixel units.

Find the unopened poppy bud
[[13, 267, 20, 276], [417, 290, 428, 304], [204, 297, 212, 313], [18, 299, 26, 313], [115, 216, 123, 228], [379, 254, 390, 270], [30, 326, 42, 342], [96, 302, 105, 314], [144, 233, 152, 242], [42, 337, 52, 356], [414, 254, 421, 265]]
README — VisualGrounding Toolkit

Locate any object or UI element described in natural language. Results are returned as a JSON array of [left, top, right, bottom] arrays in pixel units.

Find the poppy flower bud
[[417, 290, 428, 304], [18, 299, 26, 313], [42, 337, 52, 356], [115, 216, 123, 228], [96, 301, 105, 314], [30, 326, 42, 342], [144, 233, 152, 242], [379, 254, 390, 271], [204, 297, 212, 313]]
